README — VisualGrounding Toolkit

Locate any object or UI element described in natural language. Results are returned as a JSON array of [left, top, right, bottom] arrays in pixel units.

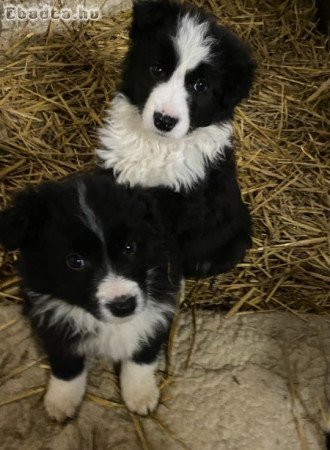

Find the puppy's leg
[[120, 359, 159, 416], [44, 352, 86, 422], [121, 325, 170, 416]]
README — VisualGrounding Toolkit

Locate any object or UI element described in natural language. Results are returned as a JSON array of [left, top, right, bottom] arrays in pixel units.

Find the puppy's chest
[[75, 306, 169, 362], [77, 321, 143, 361], [98, 108, 232, 191], [107, 140, 207, 191]]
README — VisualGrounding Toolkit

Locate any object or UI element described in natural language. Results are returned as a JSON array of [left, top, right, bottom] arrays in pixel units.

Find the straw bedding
[[0, 0, 329, 314]]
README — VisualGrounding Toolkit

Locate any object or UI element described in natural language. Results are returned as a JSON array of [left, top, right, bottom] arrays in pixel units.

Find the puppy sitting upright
[[98, 0, 255, 277], [0, 172, 182, 420]]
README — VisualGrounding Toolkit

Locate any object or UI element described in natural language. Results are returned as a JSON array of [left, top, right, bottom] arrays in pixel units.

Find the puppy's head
[[120, 0, 255, 139], [0, 173, 181, 324]]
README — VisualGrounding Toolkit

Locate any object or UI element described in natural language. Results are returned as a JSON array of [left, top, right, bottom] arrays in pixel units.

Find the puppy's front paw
[[122, 377, 159, 415], [44, 372, 86, 422], [44, 391, 79, 422], [121, 361, 159, 415]]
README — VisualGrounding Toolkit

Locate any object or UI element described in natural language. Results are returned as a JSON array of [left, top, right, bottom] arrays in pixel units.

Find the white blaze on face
[[142, 13, 213, 139], [77, 182, 105, 243]]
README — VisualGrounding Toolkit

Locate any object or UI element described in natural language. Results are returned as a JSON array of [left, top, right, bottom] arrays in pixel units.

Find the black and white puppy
[[97, 0, 255, 277], [0, 172, 182, 421]]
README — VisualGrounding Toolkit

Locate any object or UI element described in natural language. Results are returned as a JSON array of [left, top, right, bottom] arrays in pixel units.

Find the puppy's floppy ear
[[131, 0, 174, 36], [214, 28, 256, 109], [0, 188, 46, 250]]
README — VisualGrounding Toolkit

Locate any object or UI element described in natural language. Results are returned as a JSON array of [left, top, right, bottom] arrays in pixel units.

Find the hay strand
[[0, 387, 45, 408], [86, 393, 124, 409]]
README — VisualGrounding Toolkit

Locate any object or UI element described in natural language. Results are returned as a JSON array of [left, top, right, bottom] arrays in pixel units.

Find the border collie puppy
[[97, 0, 255, 277], [0, 172, 182, 421]]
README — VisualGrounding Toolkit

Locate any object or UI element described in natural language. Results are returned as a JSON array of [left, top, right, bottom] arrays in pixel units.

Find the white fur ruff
[[97, 95, 232, 191], [28, 291, 173, 362]]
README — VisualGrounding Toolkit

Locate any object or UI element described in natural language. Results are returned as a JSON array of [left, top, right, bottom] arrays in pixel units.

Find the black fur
[[101, 156, 251, 278], [175, 149, 252, 277]]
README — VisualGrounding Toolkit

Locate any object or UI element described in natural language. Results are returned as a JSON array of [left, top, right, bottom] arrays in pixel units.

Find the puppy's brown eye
[[66, 254, 86, 270], [123, 241, 137, 255], [150, 64, 164, 78], [193, 79, 208, 93]]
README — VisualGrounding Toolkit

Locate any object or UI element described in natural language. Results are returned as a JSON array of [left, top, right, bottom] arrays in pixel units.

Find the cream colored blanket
[[0, 305, 328, 450]]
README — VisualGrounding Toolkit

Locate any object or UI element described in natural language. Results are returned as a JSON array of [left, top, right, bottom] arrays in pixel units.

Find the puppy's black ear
[[131, 0, 175, 35], [215, 28, 256, 109], [0, 188, 45, 250]]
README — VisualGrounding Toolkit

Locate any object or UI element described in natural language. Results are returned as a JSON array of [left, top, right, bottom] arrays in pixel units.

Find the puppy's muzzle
[[106, 295, 137, 318]]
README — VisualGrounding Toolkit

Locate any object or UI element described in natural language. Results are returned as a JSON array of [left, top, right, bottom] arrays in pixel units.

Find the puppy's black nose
[[153, 112, 178, 132], [107, 296, 137, 318]]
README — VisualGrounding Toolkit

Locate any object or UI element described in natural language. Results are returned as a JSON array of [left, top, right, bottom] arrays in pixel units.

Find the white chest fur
[[79, 304, 170, 361], [97, 95, 232, 192], [29, 294, 172, 362]]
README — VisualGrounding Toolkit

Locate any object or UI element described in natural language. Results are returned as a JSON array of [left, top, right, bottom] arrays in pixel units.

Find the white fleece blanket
[[0, 305, 328, 450]]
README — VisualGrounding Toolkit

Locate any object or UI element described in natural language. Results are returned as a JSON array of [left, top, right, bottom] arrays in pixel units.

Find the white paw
[[44, 372, 86, 422], [44, 391, 79, 422], [122, 378, 160, 415], [121, 361, 160, 415]]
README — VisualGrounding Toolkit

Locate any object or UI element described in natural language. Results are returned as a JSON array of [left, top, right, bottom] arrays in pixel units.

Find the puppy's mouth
[[153, 129, 168, 138], [108, 314, 138, 324], [151, 126, 183, 139]]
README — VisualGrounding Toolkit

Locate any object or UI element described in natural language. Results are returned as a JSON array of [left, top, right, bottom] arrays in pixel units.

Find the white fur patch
[[27, 291, 98, 334], [96, 272, 144, 320], [142, 71, 190, 139], [174, 13, 214, 73], [97, 95, 232, 191], [28, 291, 174, 362], [44, 371, 87, 422], [120, 360, 159, 415], [141, 13, 213, 139], [77, 301, 173, 361], [77, 182, 105, 242]]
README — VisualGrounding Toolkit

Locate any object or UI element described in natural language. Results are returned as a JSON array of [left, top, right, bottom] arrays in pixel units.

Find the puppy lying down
[[0, 171, 182, 421]]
